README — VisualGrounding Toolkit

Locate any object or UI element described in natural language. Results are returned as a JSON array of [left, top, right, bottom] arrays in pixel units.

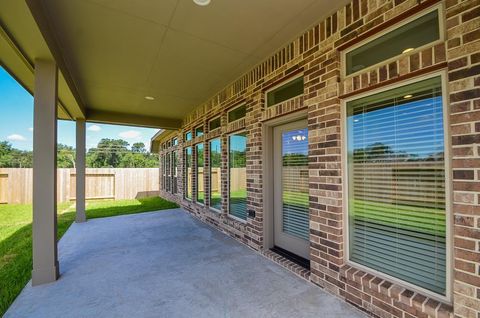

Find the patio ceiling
[[1, 0, 349, 129]]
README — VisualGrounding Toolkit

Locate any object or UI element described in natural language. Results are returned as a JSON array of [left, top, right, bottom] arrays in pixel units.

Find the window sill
[[226, 214, 247, 224]]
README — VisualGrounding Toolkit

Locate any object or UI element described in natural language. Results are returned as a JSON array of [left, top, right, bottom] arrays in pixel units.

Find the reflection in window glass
[[229, 133, 247, 220], [160, 156, 165, 190], [196, 143, 204, 204], [185, 131, 192, 141], [185, 147, 192, 199], [267, 77, 304, 107], [172, 151, 177, 194], [173, 138, 178, 146], [228, 105, 247, 123], [166, 152, 171, 192], [209, 117, 221, 131], [346, 10, 440, 75], [282, 128, 309, 240], [195, 126, 204, 137], [209, 138, 222, 211], [347, 76, 446, 295]]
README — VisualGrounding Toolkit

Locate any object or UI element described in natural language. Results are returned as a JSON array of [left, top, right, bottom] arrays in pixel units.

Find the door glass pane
[[282, 128, 309, 240], [185, 147, 192, 199], [196, 143, 204, 204], [210, 138, 222, 211], [347, 76, 446, 295], [229, 133, 247, 220]]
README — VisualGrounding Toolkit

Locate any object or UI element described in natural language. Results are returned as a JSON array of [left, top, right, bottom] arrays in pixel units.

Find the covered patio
[[5, 208, 365, 318], [2, 0, 479, 316]]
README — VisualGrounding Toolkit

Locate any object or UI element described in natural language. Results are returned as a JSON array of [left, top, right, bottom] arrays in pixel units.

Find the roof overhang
[[1, 0, 349, 129]]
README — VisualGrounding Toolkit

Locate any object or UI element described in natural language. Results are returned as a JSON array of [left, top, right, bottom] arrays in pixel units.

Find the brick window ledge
[[340, 264, 452, 318], [262, 250, 310, 280]]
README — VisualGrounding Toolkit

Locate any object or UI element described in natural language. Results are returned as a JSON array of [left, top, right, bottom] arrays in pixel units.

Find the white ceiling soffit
[[8, 0, 349, 128]]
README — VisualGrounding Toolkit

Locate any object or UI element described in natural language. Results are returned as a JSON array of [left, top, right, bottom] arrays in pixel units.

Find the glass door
[[273, 120, 310, 259]]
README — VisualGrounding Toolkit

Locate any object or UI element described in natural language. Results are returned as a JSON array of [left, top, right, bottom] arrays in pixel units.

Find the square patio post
[[75, 119, 86, 222], [32, 59, 59, 286]]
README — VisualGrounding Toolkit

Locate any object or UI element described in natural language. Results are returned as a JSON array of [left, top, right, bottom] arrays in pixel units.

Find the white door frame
[[262, 111, 308, 254], [273, 120, 309, 259]]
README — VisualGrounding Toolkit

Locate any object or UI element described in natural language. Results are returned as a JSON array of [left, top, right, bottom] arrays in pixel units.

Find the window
[[228, 105, 247, 123], [196, 143, 204, 204], [160, 156, 165, 190], [172, 151, 177, 194], [185, 147, 193, 199], [209, 117, 221, 131], [345, 9, 440, 75], [266, 77, 304, 107], [166, 152, 171, 192], [346, 76, 447, 296], [185, 131, 192, 142], [209, 138, 222, 211], [228, 132, 247, 220], [172, 137, 178, 146], [195, 126, 204, 137]]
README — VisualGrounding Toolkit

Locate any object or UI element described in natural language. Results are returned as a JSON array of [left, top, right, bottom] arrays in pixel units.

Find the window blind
[[347, 77, 446, 295], [282, 128, 309, 240]]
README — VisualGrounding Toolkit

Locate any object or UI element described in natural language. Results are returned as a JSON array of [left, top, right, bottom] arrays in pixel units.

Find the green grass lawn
[[0, 196, 178, 316]]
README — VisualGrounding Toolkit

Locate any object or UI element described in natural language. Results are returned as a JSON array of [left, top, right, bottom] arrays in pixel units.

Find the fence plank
[[0, 168, 159, 204]]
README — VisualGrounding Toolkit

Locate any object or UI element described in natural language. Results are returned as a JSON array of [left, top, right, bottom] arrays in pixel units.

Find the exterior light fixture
[[193, 0, 210, 6], [402, 48, 414, 54], [144, 96, 155, 101], [403, 94, 413, 99]]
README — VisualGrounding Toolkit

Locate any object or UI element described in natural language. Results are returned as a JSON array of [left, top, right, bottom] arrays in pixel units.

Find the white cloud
[[7, 134, 26, 141], [119, 130, 142, 139], [87, 124, 101, 132], [28, 127, 33, 132]]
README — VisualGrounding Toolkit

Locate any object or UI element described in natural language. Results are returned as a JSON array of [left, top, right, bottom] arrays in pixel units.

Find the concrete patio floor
[[5, 208, 366, 318]]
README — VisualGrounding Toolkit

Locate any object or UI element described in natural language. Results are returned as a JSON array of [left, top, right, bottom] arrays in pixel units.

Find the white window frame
[[341, 3, 445, 79], [341, 70, 453, 303], [227, 130, 248, 223], [264, 74, 304, 108]]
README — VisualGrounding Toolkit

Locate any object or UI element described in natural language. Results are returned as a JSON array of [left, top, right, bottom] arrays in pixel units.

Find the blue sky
[[0, 67, 159, 151]]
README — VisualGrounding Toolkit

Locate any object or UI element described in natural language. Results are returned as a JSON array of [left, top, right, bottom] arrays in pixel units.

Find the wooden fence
[[0, 168, 160, 204]]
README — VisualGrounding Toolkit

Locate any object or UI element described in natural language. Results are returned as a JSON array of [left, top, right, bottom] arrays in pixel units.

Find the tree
[[0, 141, 33, 168], [87, 138, 129, 168], [57, 144, 76, 168], [131, 142, 146, 153]]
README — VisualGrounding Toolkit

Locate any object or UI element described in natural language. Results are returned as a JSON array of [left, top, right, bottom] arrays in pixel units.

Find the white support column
[[75, 119, 86, 223], [32, 59, 59, 286]]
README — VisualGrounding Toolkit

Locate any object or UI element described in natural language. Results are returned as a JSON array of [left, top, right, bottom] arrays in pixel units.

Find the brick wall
[[157, 0, 480, 317]]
